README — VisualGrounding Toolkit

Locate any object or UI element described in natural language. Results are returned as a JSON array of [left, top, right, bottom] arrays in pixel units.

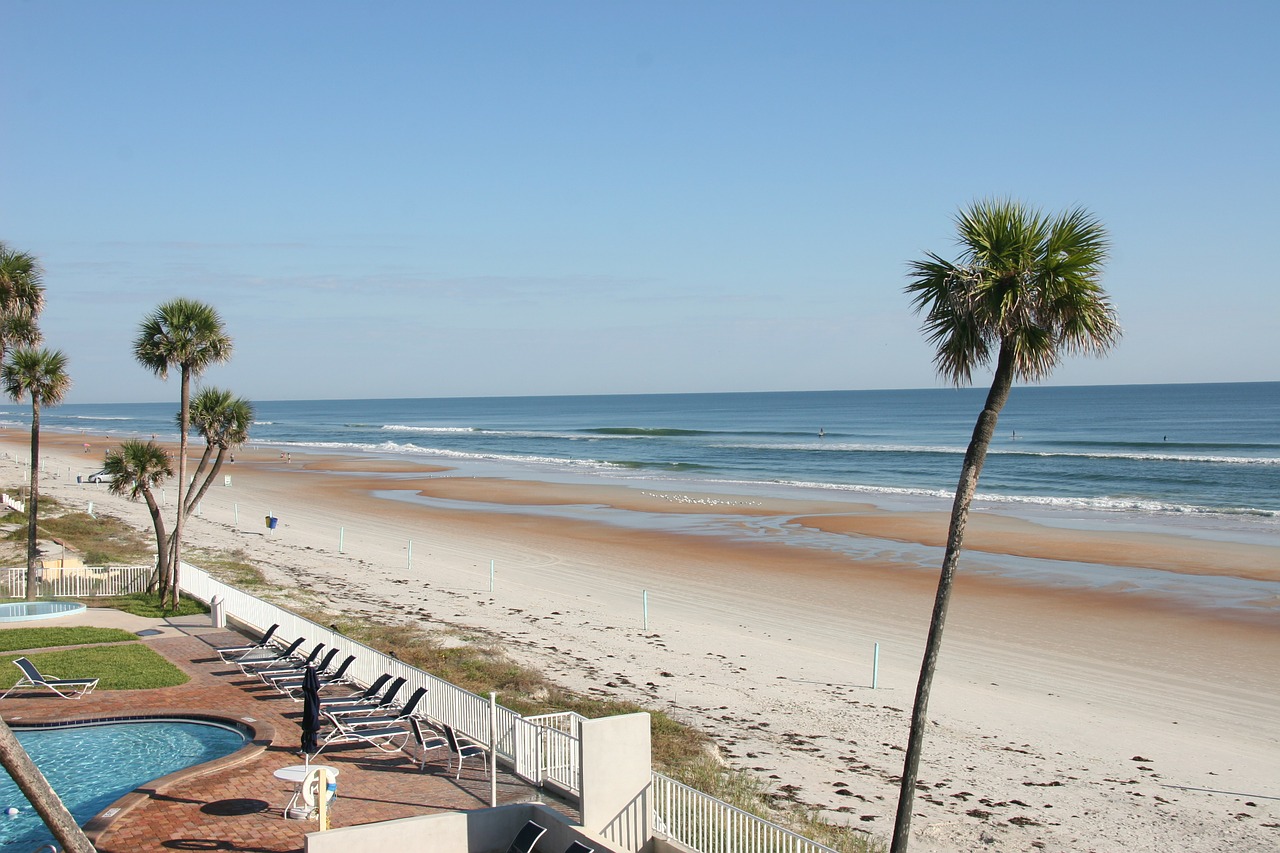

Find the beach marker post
[[233, 503, 239, 526], [489, 560, 495, 593], [339, 527, 344, 554], [643, 589, 649, 631], [86, 501, 94, 518], [407, 539, 412, 570], [872, 642, 880, 690]]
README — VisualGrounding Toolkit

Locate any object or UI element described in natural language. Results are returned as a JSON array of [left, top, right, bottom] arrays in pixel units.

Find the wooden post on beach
[[407, 539, 412, 569], [872, 643, 880, 689], [489, 560, 494, 593], [339, 527, 344, 554], [233, 503, 238, 526], [161, 488, 166, 506], [643, 589, 649, 631]]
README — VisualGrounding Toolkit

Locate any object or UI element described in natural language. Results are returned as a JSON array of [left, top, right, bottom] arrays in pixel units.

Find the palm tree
[[163, 387, 253, 570], [0, 242, 46, 360], [103, 440, 174, 596], [891, 199, 1120, 852], [1, 348, 72, 601], [134, 299, 232, 608], [183, 387, 253, 515]]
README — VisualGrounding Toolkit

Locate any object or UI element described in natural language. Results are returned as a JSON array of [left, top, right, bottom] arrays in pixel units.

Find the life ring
[[300, 768, 338, 809]]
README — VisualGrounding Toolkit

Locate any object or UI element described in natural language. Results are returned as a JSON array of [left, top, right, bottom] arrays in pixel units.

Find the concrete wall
[[305, 809, 468, 852], [305, 802, 617, 853], [579, 712, 652, 853]]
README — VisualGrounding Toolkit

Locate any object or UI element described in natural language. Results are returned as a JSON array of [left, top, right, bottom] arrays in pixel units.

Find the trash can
[[210, 596, 226, 628], [265, 516, 278, 530], [76, 476, 82, 484]]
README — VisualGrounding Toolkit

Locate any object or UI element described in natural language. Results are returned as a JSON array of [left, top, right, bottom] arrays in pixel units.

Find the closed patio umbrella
[[301, 665, 321, 759]]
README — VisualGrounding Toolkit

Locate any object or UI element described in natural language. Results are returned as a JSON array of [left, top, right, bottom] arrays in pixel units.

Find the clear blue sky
[[2, 1, 1276, 404]]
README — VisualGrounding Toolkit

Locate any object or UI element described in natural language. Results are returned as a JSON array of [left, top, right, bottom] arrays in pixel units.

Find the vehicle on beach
[[86, 469, 110, 483]]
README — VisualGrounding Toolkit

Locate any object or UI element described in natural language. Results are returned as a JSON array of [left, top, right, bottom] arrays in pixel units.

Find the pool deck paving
[[0, 609, 566, 852]]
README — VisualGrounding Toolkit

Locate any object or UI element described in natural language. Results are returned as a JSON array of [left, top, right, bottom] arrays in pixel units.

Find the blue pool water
[[0, 601, 87, 623], [0, 719, 247, 849]]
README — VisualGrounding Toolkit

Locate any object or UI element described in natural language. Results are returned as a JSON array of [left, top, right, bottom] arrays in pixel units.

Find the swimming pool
[[0, 718, 249, 849], [0, 601, 87, 623]]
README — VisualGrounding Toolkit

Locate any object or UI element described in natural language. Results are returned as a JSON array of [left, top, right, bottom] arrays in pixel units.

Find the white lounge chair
[[314, 711, 410, 756], [216, 623, 280, 662], [235, 637, 305, 673], [1, 657, 98, 700]]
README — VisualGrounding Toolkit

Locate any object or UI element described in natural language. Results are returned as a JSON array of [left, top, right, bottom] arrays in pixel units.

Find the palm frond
[[906, 199, 1120, 384]]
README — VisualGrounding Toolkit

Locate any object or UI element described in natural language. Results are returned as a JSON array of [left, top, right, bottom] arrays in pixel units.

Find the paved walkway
[[0, 610, 568, 852]]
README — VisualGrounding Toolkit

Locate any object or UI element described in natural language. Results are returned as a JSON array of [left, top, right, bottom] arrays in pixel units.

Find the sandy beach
[[5, 430, 1278, 852]]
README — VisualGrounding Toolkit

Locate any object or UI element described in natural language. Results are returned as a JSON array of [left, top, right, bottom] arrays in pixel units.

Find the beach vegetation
[[133, 298, 233, 609], [102, 439, 173, 594], [2, 347, 72, 601], [6, 508, 153, 567], [183, 547, 266, 589], [892, 199, 1120, 852]]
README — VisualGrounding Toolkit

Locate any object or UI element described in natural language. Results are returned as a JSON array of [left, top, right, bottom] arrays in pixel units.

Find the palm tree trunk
[[890, 344, 1016, 853], [170, 369, 190, 610], [24, 401, 40, 601], [183, 444, 215, 516], [0, 716, 95, 853], [143, 489, 169, 598]]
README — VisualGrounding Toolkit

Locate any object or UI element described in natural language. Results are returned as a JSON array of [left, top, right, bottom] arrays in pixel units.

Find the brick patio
[[0, 620, 573, 852]]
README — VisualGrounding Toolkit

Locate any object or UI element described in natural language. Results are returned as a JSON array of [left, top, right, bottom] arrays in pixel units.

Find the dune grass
[[0, 645, 188, 691], [0, 626, 138, 653]]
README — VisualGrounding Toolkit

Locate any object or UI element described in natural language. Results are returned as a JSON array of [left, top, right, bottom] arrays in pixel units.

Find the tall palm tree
[[891, 199, 1120, 852], [0, 242, 46, 360], [134, 299, 233, 609], [1, 348, 71, 601], [103, 440, 174, 596]]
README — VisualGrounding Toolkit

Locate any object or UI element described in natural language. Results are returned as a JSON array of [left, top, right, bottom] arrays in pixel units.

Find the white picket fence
[[652, 774, 840, 853], [3, 566, 152, 599]]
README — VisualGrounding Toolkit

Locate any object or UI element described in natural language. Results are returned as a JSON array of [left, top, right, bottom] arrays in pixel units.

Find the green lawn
[[86, 593, 208, 618], [0, 626, 138, 653], [0, 644, 189, 691]]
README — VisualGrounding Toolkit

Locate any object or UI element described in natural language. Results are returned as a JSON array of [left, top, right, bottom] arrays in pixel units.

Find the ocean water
[[23, 382, 1278, 521], [9, 382, 1279, 613]]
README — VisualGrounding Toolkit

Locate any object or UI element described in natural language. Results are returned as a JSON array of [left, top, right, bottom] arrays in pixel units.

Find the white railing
[[1, 493, 24, 514], [178, 562, 581, 794], [180, 563, 834, 853], [651, 773, 840, 853], [3, 566, 152, 598], [524, 711, 583, 793]]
